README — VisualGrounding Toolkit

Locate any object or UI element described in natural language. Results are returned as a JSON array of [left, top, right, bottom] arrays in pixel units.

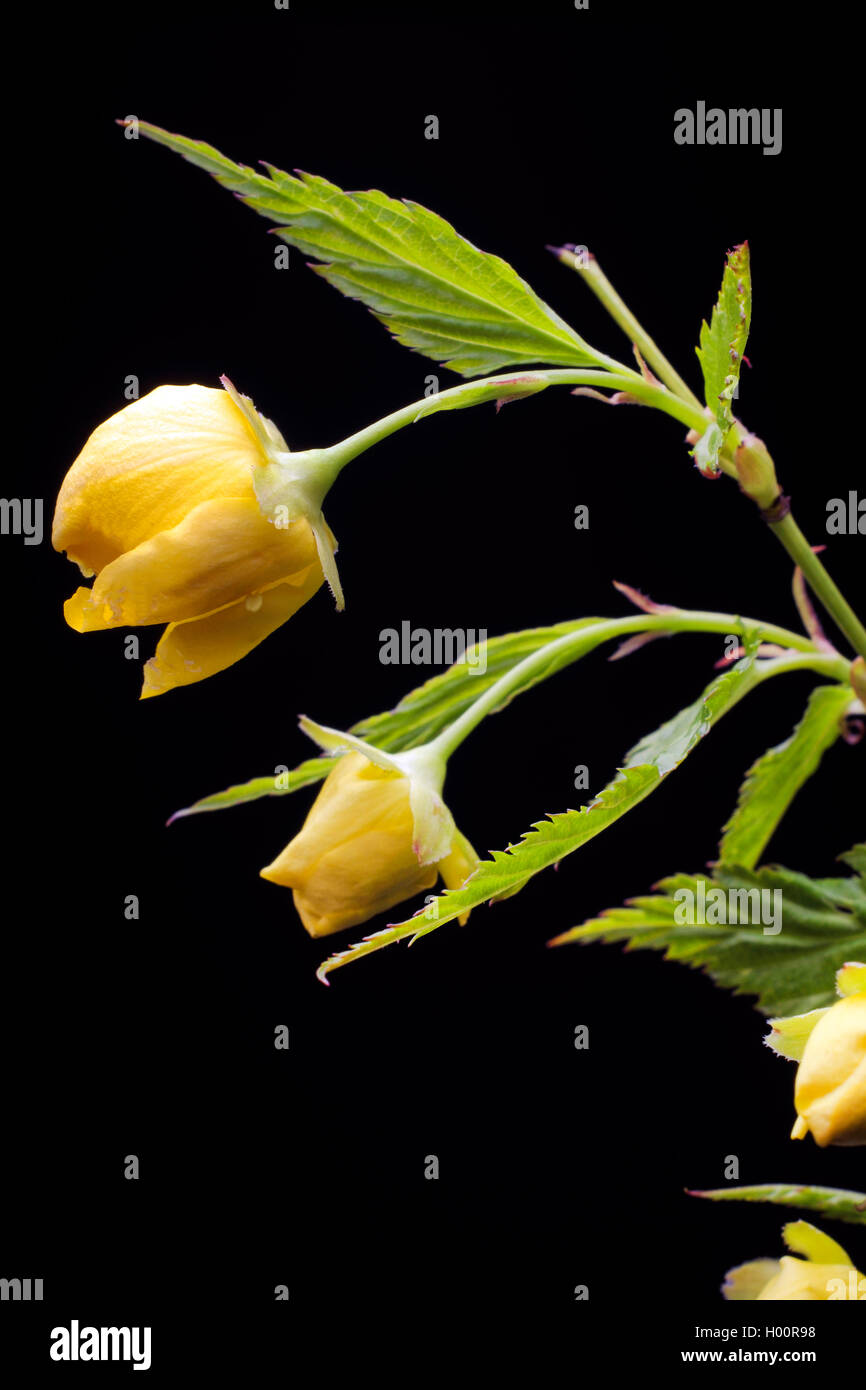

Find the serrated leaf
[[696, 241, 751, 432], [842, 845, 866, 876], [167, 759, 334, 822], [170, 619, 601, 819], [556, 849, 866, 1016], [719, 684, 853, 870], [689, 1184, 866, 1227], [137, 121, 606, 378], [316, 647, 763, 981]]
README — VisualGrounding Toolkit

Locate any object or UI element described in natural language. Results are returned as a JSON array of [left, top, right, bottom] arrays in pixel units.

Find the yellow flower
[[756, 1257, 864, 1301], [791, 991, 866, 1146], [53, 383, 332, 698], [724, 1221, 864, 1301], [767, 963, 866, 1147], [261, 734, 478, 937]]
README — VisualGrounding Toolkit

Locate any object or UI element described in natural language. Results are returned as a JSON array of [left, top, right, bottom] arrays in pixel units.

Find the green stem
[[553, 248, 704, 410], [545, 255, 865, 660], [768, 512, 866, 661], [320, 367, 708, 475], [427, 612, 843, 762], [751, 651, 852, 686], [284, 361, 865, 674]]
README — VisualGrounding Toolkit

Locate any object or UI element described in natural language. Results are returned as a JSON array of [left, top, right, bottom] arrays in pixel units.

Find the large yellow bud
[[53, 383, 332, 698], [261, 725, 478, 937]]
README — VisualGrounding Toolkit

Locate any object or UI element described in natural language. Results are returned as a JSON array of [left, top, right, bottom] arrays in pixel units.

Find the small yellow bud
[[261, 751, 477, 937]]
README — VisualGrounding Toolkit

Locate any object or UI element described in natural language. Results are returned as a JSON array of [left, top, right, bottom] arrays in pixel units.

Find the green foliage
[[169, 619, 601, 820], [694, 242, 752, 474], [137, 122, 607, 377], [719, 684, 853, 869], [138, 126, 863, 1019], [555, 850, 866, 1016], [689, 1184, 866, 1227], [316, 648, 764, 980], [697, 241, 752, 422]]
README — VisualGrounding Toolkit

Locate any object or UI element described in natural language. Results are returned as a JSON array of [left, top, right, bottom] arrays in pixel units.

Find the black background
[[4, 0, 863, 1374]]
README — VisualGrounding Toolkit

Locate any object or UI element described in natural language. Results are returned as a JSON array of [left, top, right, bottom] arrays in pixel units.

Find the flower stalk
[[425, 612, 849, 764], [549, 244, 704, 410], [767, 512, 866, 660]]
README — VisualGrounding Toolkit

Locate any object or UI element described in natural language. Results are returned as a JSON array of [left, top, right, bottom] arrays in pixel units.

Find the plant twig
[[549, 246, 704, 410]]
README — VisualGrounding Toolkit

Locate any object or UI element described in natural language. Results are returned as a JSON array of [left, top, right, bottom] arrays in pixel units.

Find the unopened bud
[[734, 432, 780, 510]]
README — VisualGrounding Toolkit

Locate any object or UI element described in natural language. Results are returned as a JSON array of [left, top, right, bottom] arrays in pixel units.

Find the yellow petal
[[63, 500, 318, 630], [53, 385, 264, 573], [140, 566, 325, 698], [722, 1259, 780, 1301], [782, 1220, 852, 1266], [261, 752, 437, 937], [756, 1256, 862, 1301], [285, 853, 437, 938], [836, 962, 866, 998], [265, 754, 408, 877], [438, 829, 480, 926], [794, 993, 866, 1146]]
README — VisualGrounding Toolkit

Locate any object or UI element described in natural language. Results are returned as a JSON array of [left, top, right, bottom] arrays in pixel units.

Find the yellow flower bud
[[756, 1256, 864, 1301], [724, 1221, 865, 1301], [261, 750, 477, 937], [53, 384, 329, 697], [791, 992, 866, 1146]]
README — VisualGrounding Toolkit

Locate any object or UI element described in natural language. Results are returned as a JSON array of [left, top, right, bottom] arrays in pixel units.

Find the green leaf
[[136, 121, 607, 378], [719, 684, 852, 870], [315, 647, 764, 981], [166, 759, 336, 822], [842, 844, 866, 876], [169, 619, 602, 820], [555, 849, 866, 1016], [688, 1184, 866, 1227], [696, 241, 752, 433]]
